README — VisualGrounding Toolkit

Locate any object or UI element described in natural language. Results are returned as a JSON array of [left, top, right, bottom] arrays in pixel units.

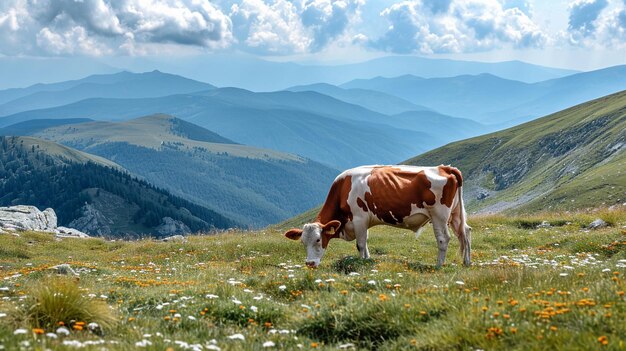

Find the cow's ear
[[322, 220, 341, 236], [285, 228, 303, 240]]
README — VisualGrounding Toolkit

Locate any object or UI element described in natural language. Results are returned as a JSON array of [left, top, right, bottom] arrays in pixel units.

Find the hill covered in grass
[[31, 115, 339, 227], [0, 136, 237, 237], [0, 208, 623, 350], [405, 90, 626, 214]]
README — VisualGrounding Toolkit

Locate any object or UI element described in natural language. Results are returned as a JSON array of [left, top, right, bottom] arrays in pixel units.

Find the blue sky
[[1, 0, 625, 70]]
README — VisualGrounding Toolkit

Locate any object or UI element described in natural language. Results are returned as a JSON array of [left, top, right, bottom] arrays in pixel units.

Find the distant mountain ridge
[[0, 70, 215, 116], [0, 55, 578, 92], [287, 83, 431, 115], [94, 55, 578, 91], [342, 65, 626, 125], [404, 90, 626, 213]]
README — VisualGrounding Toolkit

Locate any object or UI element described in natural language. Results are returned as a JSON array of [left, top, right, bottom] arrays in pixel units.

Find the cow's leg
[[450, 208, 471, 266], [431, 214, 451, 267], [354, 221, 370, 259]]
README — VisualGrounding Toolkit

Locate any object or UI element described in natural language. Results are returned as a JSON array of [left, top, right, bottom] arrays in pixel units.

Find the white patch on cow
[[424, 167, 448, 206], [300, 223, 325, 267]]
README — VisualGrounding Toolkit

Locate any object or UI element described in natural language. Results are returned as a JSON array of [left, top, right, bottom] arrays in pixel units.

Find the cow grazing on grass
[[285, 165, 471, 268]]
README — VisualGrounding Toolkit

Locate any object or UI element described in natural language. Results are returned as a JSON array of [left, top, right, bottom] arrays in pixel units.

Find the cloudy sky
[[1, 0, 625, 70]]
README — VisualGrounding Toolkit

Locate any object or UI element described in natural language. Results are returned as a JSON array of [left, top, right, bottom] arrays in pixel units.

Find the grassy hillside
[[0, 136, 237, 237], [0, 118, 93, 137], [32, 115, 339, 227], [405, 90, 626, 214], [0, 208, 623, 350]]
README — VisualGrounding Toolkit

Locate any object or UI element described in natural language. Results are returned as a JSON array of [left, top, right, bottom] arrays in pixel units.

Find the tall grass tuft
[[24, 277, 116, 330]]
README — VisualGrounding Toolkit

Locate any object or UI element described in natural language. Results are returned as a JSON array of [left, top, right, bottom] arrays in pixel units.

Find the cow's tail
[[451, 168, 471, 266]]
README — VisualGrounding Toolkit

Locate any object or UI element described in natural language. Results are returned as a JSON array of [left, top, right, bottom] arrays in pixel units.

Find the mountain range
[[342, 65, 626, 125], [0, 76, 470, 169], [0, 59, 624, 231], [0, 55, 578, 91], [0, 70, 214, 116]]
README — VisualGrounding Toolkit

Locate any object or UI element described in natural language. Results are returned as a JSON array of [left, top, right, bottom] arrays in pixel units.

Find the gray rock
[[156, 217, 190, 236], [68, 203, 112, 236], [0, 205, 57, 231], [161, 234, 187, 243], [43, 208, 57, 230], [476, 192, 489, 200], [0, 205, 89, 239], [536, 221, 551, 228], [55, 226, 90, 238], [588, 219, 608, 229], [50, 264, 78, 276]]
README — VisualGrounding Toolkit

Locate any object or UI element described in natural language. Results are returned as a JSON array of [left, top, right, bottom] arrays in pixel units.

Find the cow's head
[[284, 220, 341, 268]]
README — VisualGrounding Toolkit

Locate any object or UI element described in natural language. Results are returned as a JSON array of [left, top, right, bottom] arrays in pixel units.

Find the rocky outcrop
[[156, 217, 190, 236], [0, 205, 89, 238], [56, 226, 91, 238], [588, 219, 608, 229], [68, 203, 112, 236], [0, 205, 57, 232], [160, 234, 187, 243]]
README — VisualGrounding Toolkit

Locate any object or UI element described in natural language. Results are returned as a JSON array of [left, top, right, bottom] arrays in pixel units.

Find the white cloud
[[230, 0, 310, 54], [230, 0, 362, 54], [371, 0, 547, 54], [561, 0, 626, 49], [0, 0, 233, 56]]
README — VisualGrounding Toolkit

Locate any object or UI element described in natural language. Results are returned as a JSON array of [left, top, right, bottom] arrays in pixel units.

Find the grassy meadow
[[0, 208, 625, 350]]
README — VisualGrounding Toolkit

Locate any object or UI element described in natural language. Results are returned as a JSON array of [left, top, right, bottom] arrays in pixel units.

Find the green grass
[[0, 208, 625, 350]]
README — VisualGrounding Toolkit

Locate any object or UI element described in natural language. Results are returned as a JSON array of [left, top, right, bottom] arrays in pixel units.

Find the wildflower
[[56, 327, 70, 336], [13, 328, 28, 335], [227, 333, 245, 341], [550, 326, 557, 331], [311, 342, 319, 348], [340, 290, 348, 295], [598, 336, 608, 346], [263, 341, 276, 348], [136, 340, 152, 347], [278, 285, 287, 291], [510, 327, 518, 334], [378, 294, 388, 302], [32, 328, 44, 335]]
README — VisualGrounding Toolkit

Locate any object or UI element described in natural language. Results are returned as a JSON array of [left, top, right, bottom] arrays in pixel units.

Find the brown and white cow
[[285, 165, 471, 268]]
